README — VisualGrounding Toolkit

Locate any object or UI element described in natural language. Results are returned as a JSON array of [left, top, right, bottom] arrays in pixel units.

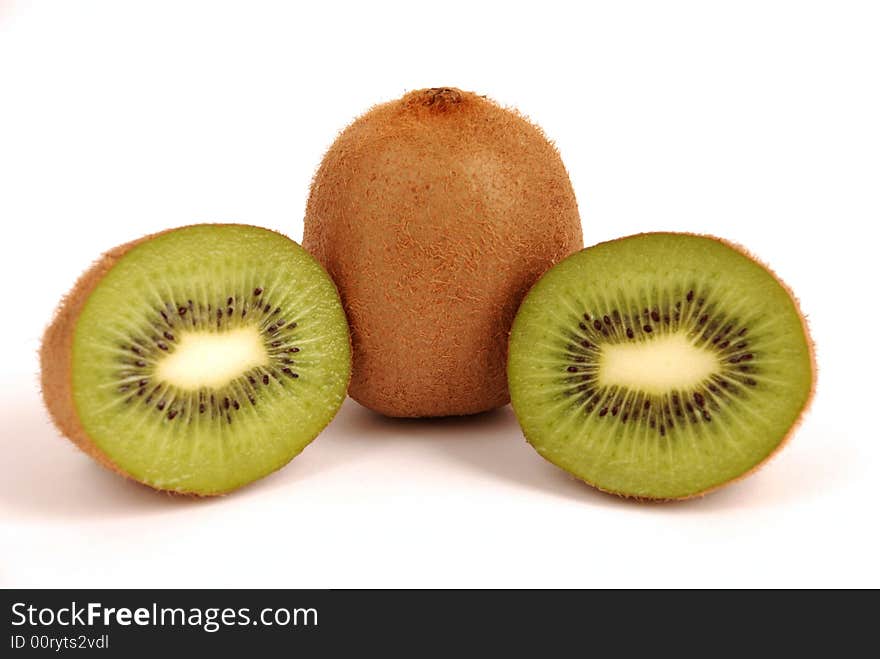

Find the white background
[[1, 0, 878, 588]]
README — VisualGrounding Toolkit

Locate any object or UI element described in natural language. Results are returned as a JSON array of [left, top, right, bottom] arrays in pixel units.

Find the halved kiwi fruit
[[508, 233, 815, 500], [40, 224, 351, 495]]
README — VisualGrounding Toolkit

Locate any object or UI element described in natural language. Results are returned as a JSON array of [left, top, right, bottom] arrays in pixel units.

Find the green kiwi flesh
[[55, 225, 350, 494], [508, 233, 814, 500]]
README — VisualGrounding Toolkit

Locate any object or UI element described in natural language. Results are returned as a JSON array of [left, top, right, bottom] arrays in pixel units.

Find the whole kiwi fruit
[[304, 87, 582, 417]]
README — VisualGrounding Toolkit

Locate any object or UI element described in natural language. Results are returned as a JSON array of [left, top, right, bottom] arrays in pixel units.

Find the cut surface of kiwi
[[41, 225, 351, 495], [508, 233, 814, 500]]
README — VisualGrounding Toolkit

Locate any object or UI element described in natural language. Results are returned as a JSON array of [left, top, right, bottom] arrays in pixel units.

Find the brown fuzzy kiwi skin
[[508, 232, 817, 502], [39, 224, 351, 497], [40, 233, 148, 488], [304, 87, 583, 418]]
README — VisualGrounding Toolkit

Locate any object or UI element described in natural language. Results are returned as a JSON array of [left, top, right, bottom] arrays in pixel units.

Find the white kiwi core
[[598, 333, 719, 395], [155, 326, 268, 391]]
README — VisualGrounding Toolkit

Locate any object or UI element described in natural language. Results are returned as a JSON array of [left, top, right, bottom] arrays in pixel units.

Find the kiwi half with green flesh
[[41, 225, 351, 495], [508, 233, 815, 500]]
